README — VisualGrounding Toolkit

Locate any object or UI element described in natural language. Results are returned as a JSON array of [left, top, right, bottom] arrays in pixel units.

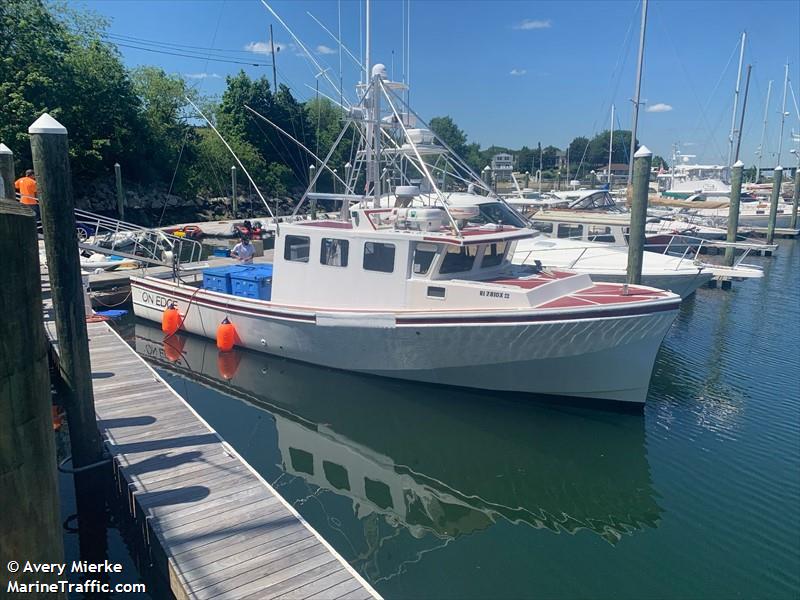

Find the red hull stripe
[[134, 279, 679, 326]]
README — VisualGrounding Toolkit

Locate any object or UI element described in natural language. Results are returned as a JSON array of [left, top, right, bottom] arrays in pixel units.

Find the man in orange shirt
[[14, 169, 38, 219]]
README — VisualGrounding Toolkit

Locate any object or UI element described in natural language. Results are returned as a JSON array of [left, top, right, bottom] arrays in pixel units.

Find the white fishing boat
[[131, 62, 681, 405]]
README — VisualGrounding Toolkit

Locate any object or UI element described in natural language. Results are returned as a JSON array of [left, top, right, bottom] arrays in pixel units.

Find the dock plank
[[42, 304, 379, 600]]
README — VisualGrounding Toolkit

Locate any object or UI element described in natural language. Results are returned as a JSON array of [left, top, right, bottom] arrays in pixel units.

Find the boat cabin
[[269, 204, 551, 310]]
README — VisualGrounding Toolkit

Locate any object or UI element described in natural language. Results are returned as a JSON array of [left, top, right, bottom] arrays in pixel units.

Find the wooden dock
[[42, 278, 379, 600]]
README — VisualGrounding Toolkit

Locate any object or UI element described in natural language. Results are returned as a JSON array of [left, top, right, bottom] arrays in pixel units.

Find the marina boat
[[132, 64, 681, 405], [513, 237, 715, 298]]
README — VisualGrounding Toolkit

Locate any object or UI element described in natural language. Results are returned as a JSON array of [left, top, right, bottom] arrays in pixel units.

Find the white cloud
[[244, 40, 293, 54], [514, 19, 552, 30], [646, 103, 673, 113], [184, 73, 221, 80], [510, 69, 527, 76], [316, 44, 336, 55]]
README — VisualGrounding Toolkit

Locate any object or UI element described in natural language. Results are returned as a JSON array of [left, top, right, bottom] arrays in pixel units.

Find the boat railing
[[517, 234, 765, 275], [72, 208, 203, 269]]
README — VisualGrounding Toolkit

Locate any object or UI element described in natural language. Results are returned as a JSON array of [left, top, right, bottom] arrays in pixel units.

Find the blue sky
[[83, 0, 799, 166]]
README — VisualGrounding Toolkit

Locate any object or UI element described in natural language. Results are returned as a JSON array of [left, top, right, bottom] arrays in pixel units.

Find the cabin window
[[531, 221, 553, 234], [557, 224, 584, 239], [363, 242, 395, 273], [412, 242, 439, 275], [481, 242, 508, 268], [440, 245, 479, 274], [427, 286, 446, 299], [320, 238, 349, 267], [284, 235, 310, 262], [588, 225, 614, 243]]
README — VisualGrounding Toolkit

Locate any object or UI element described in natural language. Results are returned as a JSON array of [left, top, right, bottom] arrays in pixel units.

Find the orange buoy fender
[[217, 350, 241, 380], [216, 318, 236, 352], [163, 335, 186, 363], [161, 303, 181, 335]]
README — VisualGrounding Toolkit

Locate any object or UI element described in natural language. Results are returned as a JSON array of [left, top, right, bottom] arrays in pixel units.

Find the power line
[[110, 41, 273, 66], [104, 33, 261, 55]]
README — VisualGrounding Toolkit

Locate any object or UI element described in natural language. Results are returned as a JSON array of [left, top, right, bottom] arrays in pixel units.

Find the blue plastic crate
[[230, 265, 273, 301], [202, 265, 250, 294]]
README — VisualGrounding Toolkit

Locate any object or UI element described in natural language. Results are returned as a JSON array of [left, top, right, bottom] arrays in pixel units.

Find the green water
[[124, 240, 800, 599]]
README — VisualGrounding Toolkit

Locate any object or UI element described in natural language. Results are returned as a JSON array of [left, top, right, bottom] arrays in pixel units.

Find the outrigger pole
[[186, 97, 281, 234]]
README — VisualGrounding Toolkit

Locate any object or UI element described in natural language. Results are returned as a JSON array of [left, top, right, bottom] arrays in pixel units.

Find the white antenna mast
[[756, 80, 773, 183], [627, 0, 647, 186], [727, 31, 747, 167], [608, 103, 615, 186]]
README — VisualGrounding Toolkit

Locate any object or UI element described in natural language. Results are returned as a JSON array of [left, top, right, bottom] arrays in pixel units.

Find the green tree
[[429, 116, 468, 157]]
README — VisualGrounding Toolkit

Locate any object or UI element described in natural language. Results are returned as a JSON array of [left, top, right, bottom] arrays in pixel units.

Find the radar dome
[[371, 63, 387, 79]]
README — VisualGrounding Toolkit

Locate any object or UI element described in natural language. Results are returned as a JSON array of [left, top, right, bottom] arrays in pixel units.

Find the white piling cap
[[733, 160, 744, 168], [634, 145, 652, 158], [0, 143, 11, 155], [29, 113, 67, 135], [774, 165, 783, 171]]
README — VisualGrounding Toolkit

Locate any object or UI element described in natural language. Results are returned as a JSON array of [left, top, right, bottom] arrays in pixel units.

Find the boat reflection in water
[[134, 322, 661, 579]]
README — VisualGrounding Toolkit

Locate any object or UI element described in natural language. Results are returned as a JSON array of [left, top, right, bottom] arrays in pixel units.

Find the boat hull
[[131, 277, 679, 405]]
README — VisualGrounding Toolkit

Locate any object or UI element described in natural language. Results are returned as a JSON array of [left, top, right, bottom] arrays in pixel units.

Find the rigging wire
[[653, 10, 736, 164]]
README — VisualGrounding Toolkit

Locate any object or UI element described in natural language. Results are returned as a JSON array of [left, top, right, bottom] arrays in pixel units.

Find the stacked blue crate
[[202, 265, 249, 294], [230, 265, 273, 300]]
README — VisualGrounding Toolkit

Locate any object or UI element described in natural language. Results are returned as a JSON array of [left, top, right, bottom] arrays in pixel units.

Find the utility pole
[[114, 162, 125, 221], [30, 113, 103, 468], [627, 145, 653, 286], [627, 0, 648, 186], [231, 166, 238, 218], [270, 24, 278, 92]]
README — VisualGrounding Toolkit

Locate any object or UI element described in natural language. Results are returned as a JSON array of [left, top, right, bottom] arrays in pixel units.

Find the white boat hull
[[131, 277, 679, 404]]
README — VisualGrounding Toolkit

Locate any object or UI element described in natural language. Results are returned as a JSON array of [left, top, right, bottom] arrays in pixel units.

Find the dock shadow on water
[[126, 320, 661, 598]]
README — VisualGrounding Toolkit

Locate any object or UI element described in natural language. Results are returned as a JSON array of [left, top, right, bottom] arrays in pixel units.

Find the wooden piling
[[0, 200, 65, 591], [231, 165, 238, 219], [766, 166, 783, 245], [308, 164, 317, 219], [627, 145, 653, 286], [791, 168, 799, 231], [30, 113, 104, 468], [114, 162, 125, 221], [724, 161, 744, 267], [0, 144, 14, 201]]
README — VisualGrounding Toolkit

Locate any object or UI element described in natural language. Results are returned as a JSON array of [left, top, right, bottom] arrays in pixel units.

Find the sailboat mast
[[608, 104, 615, 186], [727, 32, 747, 168], [756, 80, 773, 183], [627, 0, 648, 186], [777, 62, 789, 165]]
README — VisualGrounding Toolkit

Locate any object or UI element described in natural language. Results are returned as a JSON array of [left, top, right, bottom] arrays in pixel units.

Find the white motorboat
[[132, 64, 680, 405], [514, 237, 714, 298]]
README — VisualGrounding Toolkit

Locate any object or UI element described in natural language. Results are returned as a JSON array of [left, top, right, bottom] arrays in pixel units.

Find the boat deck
[[42, 275, 379, 600]]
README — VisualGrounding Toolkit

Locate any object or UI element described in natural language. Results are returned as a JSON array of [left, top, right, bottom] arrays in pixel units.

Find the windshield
[[465, 203, 528, 228]]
